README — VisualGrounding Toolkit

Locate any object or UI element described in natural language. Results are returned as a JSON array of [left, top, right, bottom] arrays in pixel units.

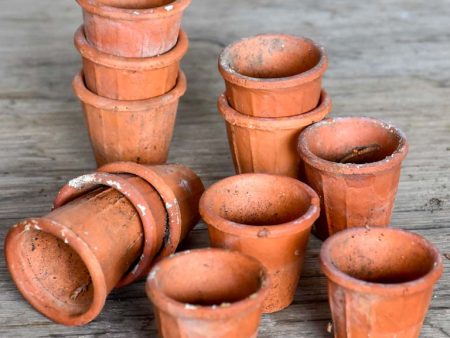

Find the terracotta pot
[[74, 26, 188, 100], [4, 172, 166, 326], [200, 174, 320, 313], [218, 34, 328, 117], [98, 162, 205, 262], [77, 0, 191, 58], [320, 227, 443, 338], [72, 70, 186, 166], [298, 117, 409, 240], [218, 90, 331, 178], [146, 248, 269, 338]]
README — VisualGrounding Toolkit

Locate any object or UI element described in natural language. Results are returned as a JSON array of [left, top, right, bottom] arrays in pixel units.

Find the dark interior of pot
[[223, 35, 322, 79], [158, 250, 263, 306], [305, 118, 403, 165], [328, 229, 436, 284], [97, 0, 173, 9]]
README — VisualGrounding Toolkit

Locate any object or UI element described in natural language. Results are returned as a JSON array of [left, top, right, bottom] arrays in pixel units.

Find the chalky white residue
[[68, 174, 96, 189], [21, 223, 31, 233], [179, 179, 191, 192], [106, 180, 122, 190], [184, 304, 197, 310], [137, 204, 147, 216], [164, 4, 174, 11], [148, 267, 159, 280], [165, 202, 173, 209]]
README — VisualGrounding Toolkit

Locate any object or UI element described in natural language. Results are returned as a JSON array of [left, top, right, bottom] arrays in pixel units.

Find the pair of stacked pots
[[73, 0, 191, 166]]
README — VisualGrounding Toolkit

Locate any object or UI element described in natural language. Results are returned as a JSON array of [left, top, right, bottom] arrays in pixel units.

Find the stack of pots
[[218, 33, 331, 178], [73, 0, 191, 166]]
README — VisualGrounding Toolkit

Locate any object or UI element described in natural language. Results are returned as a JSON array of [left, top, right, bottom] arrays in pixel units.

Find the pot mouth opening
[[96, 0, 174, 9]]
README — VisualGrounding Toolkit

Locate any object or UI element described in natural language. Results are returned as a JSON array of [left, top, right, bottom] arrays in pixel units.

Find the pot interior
[[304, 118, 403, 164], [221, 34, 322, 79], [156, 250, 263, 306], [328, 229, 436, 284], [97, 0, 174, 9]]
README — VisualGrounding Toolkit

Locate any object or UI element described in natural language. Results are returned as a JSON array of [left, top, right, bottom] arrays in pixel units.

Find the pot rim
[[72, 69, 186, 112], [76, 0, 191, 20], [199, 173, 320, 238], [74, 26, 188, 70], [298, 116, 409, 175], [53, 172, 161, 287], [218, 90, 331, 130], [218, 34, 328, 90], [5, 217, 107, 326], [146, 248, 270, 320], [320, 227, 444, 296]]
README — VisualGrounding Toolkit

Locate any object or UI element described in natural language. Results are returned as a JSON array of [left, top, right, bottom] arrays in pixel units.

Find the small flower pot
[[320, 227, 443, 338], [72, 70, 186, 166], [74, 26, 188, 100], [218, 90, 331, 178], [77, 0, 191, 58], [146, 248, 269, 338], [218, 34, 328, 117], [298, 117, 409, 240], [200, 174, 320, 313]]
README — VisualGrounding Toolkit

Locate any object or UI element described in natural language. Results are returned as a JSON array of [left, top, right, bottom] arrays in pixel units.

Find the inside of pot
[[157, 251, 263, 306], [97, 0, 174, 9], [329, 229, 436, 284], [222, 35, 322, 79], [305, 118, 403, 165]]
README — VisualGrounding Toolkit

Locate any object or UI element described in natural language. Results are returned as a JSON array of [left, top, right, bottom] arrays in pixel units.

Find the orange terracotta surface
[[320, 227, 443, 338], [298, 117, 408, 240], [98, 162, 205, 263], [200, 174, 320, 313], [72, 70, 186, 166], [77, 0, 191, 57], [146, 248, 269, 338], [75, 26, 188, 100], [219, 34, 328, 117], [218, 90, 331, 178]]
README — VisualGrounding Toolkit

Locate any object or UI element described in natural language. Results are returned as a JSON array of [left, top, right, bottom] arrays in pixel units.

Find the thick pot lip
[[298, 116, 409, 175], [199, 173, 320, 238], [320, 227, 444, 296], [52, 172, 160, 287], [72, 69, 186, 112], [146, 248, 270, 320], [4, 217, 107, 326], [76, 0, 191, 20], [74, 26, 188, 70], [218, 34, 328, 90], [218, 90, 331, 130]]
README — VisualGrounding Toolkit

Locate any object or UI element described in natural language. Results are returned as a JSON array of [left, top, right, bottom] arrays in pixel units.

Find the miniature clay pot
[[200, 174, 320, 313], [218, 90, 331, 178], [298, 117, 409, 240], [218, 34, 328, 117], [77, 0, 191, 57], [98, 162, 205, 262], [146, 248, 269, 338], [74, 26, 188, 100], [72, 70, 186, 166], [4, 172, 167, 326], [320, 227, 443, 338]]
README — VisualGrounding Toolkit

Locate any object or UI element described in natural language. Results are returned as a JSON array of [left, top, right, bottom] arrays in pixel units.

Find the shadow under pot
[[297, 117, 408, 240], [77, 0, 191, 57], [199, 173, 320, 313], [218, 34, 328, 117], [72, 70, 186, 167], [320, 227, 443, 338], [146, 248, 269, 338], [74, 26, 189, 100], [218, 90, 331, 178]]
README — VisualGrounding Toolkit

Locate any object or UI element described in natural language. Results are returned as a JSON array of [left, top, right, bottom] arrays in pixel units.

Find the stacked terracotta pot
[[218, 34, 331, 178], [73, 0, 191, 166]]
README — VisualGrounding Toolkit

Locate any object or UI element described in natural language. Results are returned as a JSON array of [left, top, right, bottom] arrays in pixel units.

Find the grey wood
[[0, 0, 449, 336]]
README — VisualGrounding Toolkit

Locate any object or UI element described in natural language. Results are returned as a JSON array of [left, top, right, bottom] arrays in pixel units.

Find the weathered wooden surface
[[1, 0, 449, 336]]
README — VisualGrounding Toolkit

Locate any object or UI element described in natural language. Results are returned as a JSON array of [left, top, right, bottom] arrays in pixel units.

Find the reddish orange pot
[[218, 34, 328, 117], [146, 248, 269, 338], [321, 227, 443, 338], [200, 174, 320, 313], [74, 26, 188, 100], [72, 70, 186, 166], [298, 117, 408, 240], [218, 90, 331, 178], [77, 0, 191, 58]]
